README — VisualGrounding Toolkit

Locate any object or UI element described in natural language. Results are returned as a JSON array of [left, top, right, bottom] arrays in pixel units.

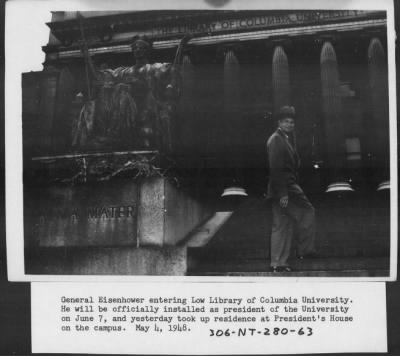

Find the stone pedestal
[[26, 246, 187, 275], [138, 176, 210, 246], [24, 155, 211, 275]]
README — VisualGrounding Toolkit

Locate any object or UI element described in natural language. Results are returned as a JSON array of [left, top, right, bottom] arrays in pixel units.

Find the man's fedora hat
[[278, 105, 296, 119]]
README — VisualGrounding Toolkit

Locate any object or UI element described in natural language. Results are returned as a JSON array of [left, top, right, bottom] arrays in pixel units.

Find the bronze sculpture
[[72, 35, 191, 151]]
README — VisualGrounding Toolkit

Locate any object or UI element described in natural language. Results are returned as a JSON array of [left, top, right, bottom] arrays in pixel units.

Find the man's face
[[133, 41, 149, 60], [279, 117, 295, 134]]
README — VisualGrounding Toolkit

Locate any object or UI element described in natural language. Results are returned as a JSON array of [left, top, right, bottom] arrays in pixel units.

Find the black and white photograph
[[3, 1, 400, 355], [6, 1, 397, 279]]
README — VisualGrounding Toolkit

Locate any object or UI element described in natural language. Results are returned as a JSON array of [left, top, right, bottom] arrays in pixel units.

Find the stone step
[[187, 257, 390, 276], [188, 270, 389, 277], [188, 244, 389, 261], [199, 197, 390, 255]]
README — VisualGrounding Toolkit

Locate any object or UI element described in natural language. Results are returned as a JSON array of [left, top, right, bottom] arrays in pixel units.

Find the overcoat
[[266, 128, 302, 199]]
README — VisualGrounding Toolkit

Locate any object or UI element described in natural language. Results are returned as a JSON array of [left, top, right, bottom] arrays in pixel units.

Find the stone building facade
[[22, 10, 391, 276]]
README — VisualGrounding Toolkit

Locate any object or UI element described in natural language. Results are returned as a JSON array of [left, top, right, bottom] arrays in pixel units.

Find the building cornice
[[46, 10, 385, 48], [45, 18, 386, 63]]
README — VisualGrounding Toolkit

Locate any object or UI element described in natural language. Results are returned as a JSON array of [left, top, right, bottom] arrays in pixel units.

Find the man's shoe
[[270, 266, 294, 272]]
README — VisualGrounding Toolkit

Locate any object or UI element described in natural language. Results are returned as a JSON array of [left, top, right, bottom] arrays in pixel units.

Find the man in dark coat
[[266, 106, 316, 272]]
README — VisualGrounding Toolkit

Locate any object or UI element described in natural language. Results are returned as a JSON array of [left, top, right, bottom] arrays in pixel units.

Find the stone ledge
[[187, 256, 390, 275], [188, 270, 389, 277], [26, 246, 187, 275]]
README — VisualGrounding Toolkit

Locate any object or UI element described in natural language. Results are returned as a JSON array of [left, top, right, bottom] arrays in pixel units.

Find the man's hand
[[78, 40, 89, 56], [279, 196, 289, 208], [180, 34, 194, 45]]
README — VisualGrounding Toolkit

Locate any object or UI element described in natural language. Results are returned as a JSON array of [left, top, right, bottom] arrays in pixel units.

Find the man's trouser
[[270, 192, 315, 267]]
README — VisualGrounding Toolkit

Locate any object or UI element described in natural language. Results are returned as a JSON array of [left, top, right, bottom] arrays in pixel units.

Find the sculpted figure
[[72, 35, 191, 151]]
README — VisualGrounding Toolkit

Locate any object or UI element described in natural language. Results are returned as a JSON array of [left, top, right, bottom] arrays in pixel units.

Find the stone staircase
[[186, 196, 391, 277]]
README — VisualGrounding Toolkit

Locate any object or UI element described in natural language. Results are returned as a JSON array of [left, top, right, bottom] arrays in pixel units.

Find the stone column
[[272, 45, 291, 113], [223, 47, 241, 150], [38, 65, 60, 154], [181, 54, 195, 113], [223, 47, 243, 187], [179, 54, 196, 152], [224, 48, 241, 115], [320, 41, 353, 193], [368, 37, 390, 190]]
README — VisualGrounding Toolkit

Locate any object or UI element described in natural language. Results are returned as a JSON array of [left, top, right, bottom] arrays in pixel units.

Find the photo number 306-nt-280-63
[[209, 327, 313, 337]]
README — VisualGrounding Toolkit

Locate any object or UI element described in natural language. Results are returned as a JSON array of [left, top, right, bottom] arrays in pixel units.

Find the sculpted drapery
[[72, 35, 190, 151]]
